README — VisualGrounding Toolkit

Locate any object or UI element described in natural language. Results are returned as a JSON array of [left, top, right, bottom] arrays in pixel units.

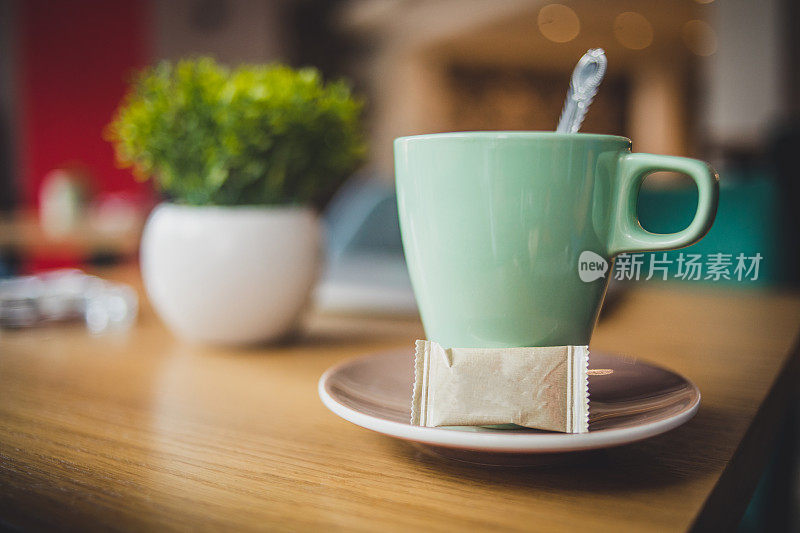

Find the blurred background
[[0, 0, 798, 289]]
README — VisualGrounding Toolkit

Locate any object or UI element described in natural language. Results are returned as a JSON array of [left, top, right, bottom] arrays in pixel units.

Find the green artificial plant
[[107, 58, 365, 206]]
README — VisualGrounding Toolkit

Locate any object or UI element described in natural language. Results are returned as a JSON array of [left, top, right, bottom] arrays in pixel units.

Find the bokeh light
[[537, 4, 580, 43], [682, 19, 717, 56], [613, 11, 654, 50]]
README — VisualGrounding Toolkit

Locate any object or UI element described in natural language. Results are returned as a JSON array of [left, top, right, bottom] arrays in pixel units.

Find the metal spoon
[[556, 48, 607, 134]]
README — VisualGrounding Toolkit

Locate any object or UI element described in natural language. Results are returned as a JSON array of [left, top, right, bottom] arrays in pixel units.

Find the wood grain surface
[[1, 268, 799, 532]]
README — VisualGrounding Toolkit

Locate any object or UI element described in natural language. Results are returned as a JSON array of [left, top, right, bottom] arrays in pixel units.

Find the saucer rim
[[318, 350, 701, 454]]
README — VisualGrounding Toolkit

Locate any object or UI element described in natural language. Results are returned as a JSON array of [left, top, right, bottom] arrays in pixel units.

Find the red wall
[[19, 0, 151, 207]]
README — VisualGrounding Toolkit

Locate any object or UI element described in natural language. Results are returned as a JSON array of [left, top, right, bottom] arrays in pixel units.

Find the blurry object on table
[[107, 58, 365, 344], [0, 186, 150, 274], [90, 190, 152, 238], [38, 168, 150, 241], [38, 167, 90, 238], [315, 175, 417, 315], [0, 269, 137, 333]]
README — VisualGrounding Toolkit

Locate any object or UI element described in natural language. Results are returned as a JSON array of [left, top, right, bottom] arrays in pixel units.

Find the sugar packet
[[411, 340, 589, 433]]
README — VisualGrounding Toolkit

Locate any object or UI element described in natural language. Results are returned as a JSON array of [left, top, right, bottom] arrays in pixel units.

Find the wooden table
[[1, 269, 799, 532]]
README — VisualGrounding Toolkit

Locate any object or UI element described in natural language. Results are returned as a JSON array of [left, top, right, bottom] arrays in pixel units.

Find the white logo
[[578, 251, 608, 282]]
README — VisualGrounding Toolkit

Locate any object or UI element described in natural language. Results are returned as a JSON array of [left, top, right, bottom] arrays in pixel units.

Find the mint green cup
[[395, 132, 718, 348]]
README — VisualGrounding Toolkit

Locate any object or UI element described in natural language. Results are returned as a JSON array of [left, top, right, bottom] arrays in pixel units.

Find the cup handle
[[608, 153, 719, 256]]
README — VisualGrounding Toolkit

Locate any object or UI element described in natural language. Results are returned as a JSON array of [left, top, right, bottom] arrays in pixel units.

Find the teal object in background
[[395, 132, 719, 348], [636, 174, 778, 286]]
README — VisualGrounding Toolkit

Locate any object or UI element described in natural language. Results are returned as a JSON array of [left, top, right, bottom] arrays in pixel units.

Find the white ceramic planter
[[141, 203, 321, 344]]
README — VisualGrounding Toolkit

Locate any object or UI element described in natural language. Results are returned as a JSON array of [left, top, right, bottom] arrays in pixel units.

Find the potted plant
[[107, 58, 365, 344]]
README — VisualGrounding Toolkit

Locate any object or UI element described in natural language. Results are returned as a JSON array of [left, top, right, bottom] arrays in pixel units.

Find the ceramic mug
[[395, 132, 718, 348]]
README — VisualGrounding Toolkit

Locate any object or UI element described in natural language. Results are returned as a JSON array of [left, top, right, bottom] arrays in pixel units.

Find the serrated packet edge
[[568, 345, 590, 433], [410, 339, 428, 425]]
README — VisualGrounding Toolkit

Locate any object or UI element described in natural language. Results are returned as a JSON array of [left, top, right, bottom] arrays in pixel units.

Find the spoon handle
[[556, 49, 607, 134]]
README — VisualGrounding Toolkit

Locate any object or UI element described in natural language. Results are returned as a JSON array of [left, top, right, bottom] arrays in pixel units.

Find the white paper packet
[[411, 340, 589, 433]]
